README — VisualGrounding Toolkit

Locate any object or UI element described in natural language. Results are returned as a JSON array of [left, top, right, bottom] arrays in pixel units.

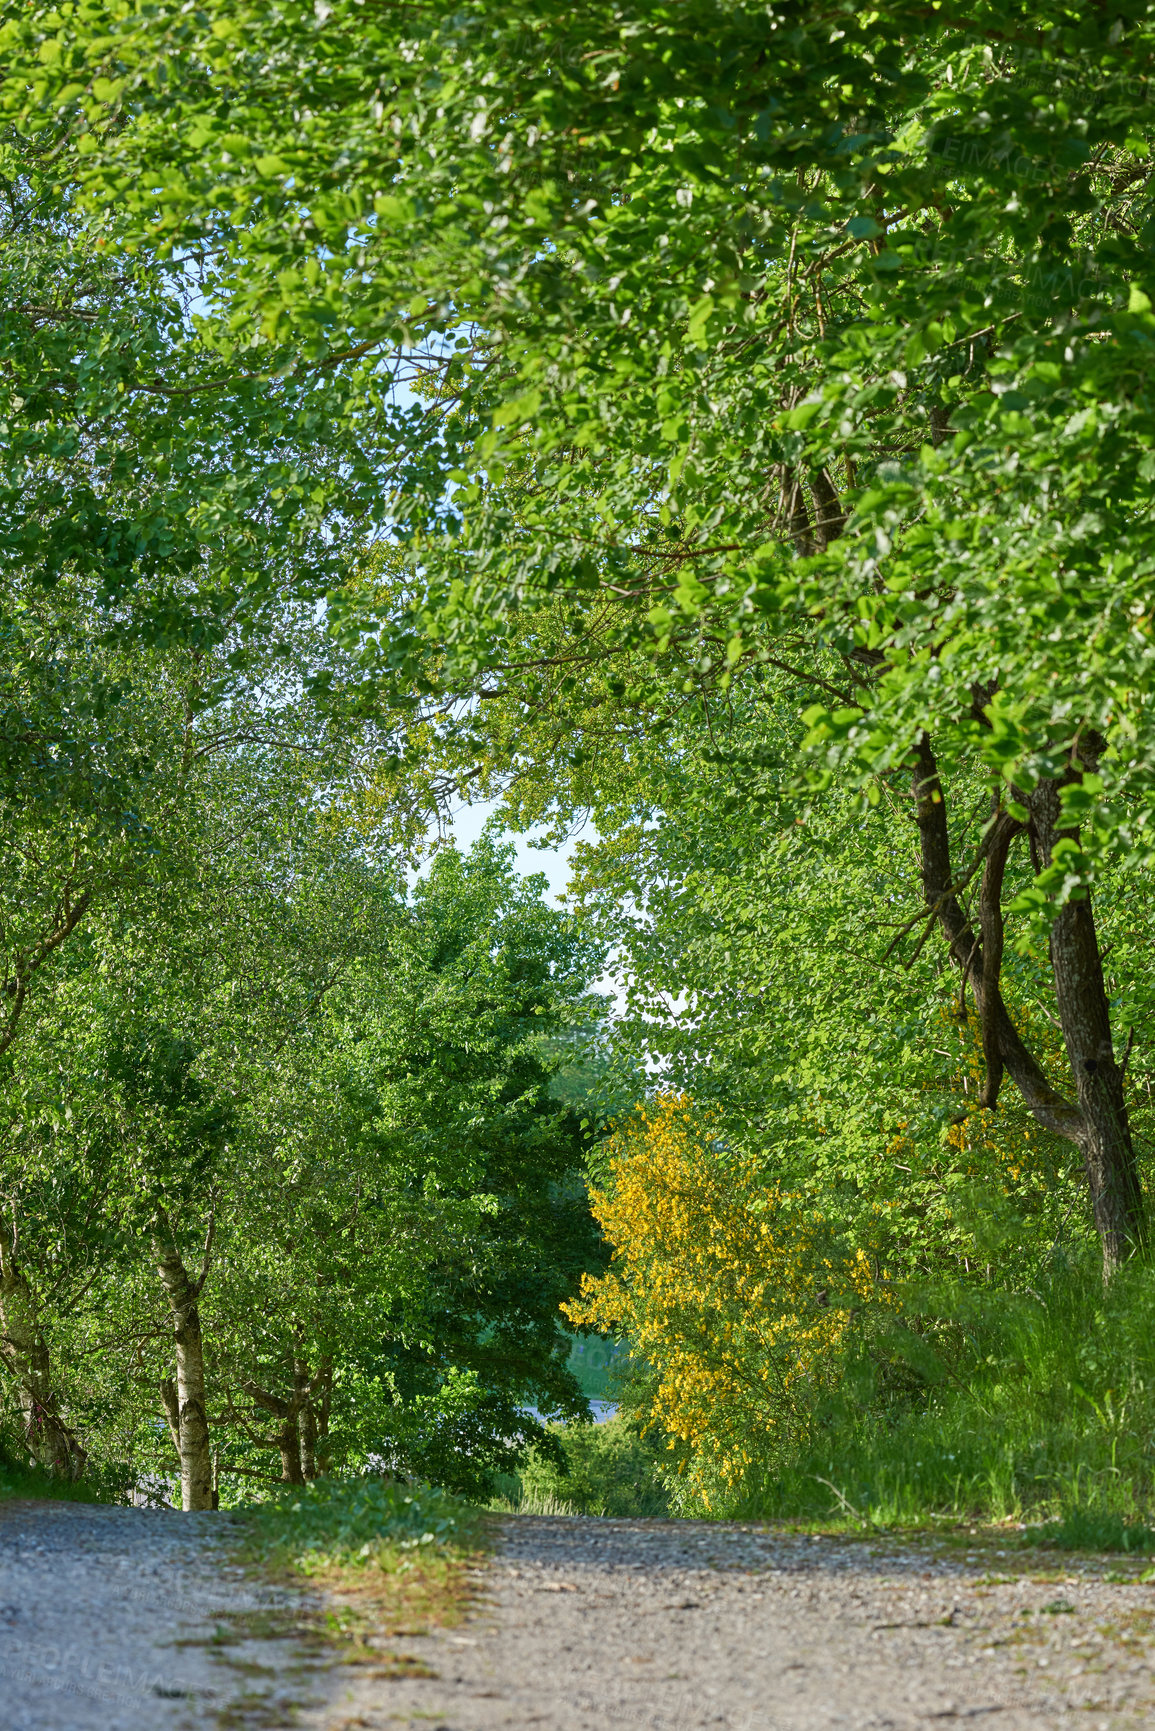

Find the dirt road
[[3, 1500, 1155, 1729]]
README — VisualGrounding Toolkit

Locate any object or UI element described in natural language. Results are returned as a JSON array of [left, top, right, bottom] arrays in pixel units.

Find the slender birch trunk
[[153, 1219, 213, 1511]]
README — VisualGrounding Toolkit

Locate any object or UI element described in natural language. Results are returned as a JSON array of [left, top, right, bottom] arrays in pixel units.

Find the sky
[[441, 797, 585, 907]]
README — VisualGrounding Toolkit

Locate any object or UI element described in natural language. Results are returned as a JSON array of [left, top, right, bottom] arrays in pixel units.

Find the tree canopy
[[6, 0, 1155, 1513]]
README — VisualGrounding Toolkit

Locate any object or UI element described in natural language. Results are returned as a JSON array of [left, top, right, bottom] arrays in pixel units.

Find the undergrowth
[[0, 1433, 121, 1504], [236, 1474, 478, 1574], [709, 1257, 1155, 1539], [232, 1473, 486, 1638], [490, 1414, 670, 1517]]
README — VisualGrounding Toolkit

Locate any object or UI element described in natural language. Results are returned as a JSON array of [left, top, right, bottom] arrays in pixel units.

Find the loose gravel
[[0, 1498, 335, 1729], [316, 1517, 1155, 1731], [6, 1500, 1155, 1730]]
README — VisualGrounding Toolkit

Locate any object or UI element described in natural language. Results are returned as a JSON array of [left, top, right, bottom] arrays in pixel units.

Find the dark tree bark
[[243, 1352, 322, 1485], [0, 1236, 87, 1478], [298, 1394, 318, 1482], [298, 1354, 334, 1480], [242, 1381, 306, 1484], [911, 735, 1146, 1276], [1030, 779, 1146, 1269], [314, 1357, 333, 1476]]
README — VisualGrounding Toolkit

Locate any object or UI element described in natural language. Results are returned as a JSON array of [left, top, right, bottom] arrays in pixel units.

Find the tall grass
[[728, 1255, 1155, 1534]]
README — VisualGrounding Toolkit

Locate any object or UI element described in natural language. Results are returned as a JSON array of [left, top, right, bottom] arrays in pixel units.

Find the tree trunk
[[242, 1356, 317, 1485], [0, 1237, 86, 1478], [1031, 781, 1146, 1272], [315, 1357, 333, 1476], [298, 1395, 318, 1481], [911, 736, 1147, 1278], [278, 1414, 306, 1485], [153, 1222, 213, 1511]]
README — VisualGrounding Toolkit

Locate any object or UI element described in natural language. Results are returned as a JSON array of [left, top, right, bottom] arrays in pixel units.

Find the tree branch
[[912, 734, 1084, 1141]]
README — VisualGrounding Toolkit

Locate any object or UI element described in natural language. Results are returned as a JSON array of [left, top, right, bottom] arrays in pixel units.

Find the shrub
[[497, 1415, 670, 1517], [563, 1095, 884, 1507]]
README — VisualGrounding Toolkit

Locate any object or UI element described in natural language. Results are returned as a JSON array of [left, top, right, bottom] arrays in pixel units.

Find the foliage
[[0, 127, 400, 655], [234, 1474, 485, 1647], [12, 0, 1155, 1520], [1027, 1511, 1155, 1555], [30, 0, 1155, 831], [567, 1088, 1155, 1533], [0, 599, 606, 1501], [494, 1415, 670, 1518], [0, 1430, 116, 1504], [746, 1257, 1155, 1535], [235, 1475, 474, 1576], [565, 1095, 883, 1505]]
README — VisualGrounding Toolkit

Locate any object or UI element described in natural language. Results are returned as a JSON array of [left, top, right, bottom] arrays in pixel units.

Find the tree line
[[4, 1, 1155, 1512]]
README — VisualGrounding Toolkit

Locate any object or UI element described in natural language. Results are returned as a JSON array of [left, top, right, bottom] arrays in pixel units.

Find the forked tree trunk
[[153, 1224, 213, 1511], [243, 1351, 318, 1484], [297, 1350, 333, 1480], [912, 736, 1146, 1278], [0, 1239, 86, 1477]]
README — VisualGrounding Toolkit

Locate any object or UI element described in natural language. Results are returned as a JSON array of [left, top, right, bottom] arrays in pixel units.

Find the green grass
[[0, 1437, 120, 1504], [718, 1257, 1155, 1539], [229, 1474, 487, 1649], [1024, 1509, 1155, 1554], [234, 1474, 478, 1575], [490, 1414, 671, 1517]]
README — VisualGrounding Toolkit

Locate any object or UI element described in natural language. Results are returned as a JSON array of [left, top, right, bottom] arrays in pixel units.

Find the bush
[[493, 1415, 670, 1517], [729, 1258, 1155, 1532], [564, 1095, 884, 1507]]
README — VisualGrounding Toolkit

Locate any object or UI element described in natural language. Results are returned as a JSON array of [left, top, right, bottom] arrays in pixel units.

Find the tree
[[15, 5, 1155, 1282], [0, 125, 406, 664], [30, 0, 1154, 1270], [0, 581, 411, 1497], [565, 1094, 881, 1509], [0, 787, 606, 1503], [198, 838, 604, 1498]]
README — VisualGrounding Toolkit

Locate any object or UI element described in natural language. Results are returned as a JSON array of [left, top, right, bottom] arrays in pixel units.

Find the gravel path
[[5, 1502, 1155, 1730], [318, 1517, 1155, 1731], [0, 1498, 336, 1728]]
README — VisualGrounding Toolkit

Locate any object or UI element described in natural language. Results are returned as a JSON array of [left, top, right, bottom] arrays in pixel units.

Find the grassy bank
[[712, 1260, 1155, 1540], [0, 1440, 119, 1504]]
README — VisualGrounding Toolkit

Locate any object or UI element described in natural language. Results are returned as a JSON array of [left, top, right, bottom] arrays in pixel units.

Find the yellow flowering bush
[[563, 1095, 882, 1504]]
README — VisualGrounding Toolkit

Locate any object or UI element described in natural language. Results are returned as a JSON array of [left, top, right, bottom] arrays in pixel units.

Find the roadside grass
[[232, 1474, 489, 1638], [708, 1259, 1155, 1547], [0, 1461, 105, 1502], [0, 1438, 119, 1504]]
